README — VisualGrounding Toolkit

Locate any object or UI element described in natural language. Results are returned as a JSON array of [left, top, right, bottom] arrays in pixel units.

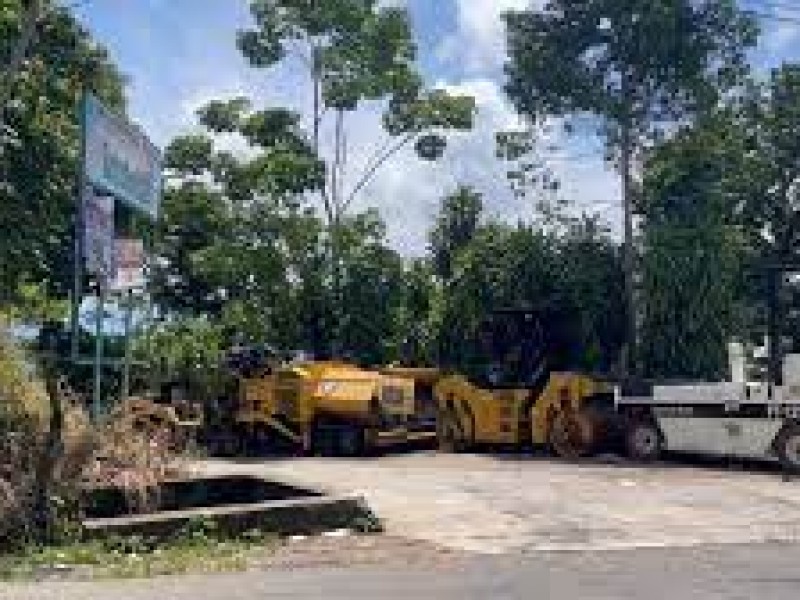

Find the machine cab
[[465, 308, 580, 391]]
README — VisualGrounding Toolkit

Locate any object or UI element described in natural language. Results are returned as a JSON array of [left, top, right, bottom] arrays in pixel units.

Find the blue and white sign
[[83, 93, 162, 220]]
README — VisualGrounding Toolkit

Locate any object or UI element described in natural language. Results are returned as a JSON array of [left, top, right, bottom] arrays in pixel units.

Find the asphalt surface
[[200, 452, 800, 553], [4, 543, 800, 599]]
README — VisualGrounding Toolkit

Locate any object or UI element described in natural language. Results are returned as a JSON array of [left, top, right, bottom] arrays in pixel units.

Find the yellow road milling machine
[[434, 308, 619, 458], [231, 349, 440, 456]]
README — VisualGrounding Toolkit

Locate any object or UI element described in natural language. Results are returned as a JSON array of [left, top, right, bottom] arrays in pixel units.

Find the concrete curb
[[82, 477, 377, 541]]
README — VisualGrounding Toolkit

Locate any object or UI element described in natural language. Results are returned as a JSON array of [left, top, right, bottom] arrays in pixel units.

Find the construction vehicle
[[434, 308, 618, 457], [231, 349, 440, 456], [617, 351, 800, 470], [617, 343, 800, 472], [616, 260, 800, 472]]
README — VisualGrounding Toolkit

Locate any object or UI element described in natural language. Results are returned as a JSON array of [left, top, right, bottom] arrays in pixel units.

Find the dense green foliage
[[0, 1, 125, 307], [503, 0, 756, 137], [639, 114, 749, 379], [639, 64, 800, 379], [503, 0, 758, 372], [434, 216, 624, 372]]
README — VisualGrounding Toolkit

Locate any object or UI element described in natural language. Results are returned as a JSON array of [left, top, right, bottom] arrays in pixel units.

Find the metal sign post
[[70, 102, 87, 362], [121, 288, 134, 401], [113, 237, 145, 401], [82, 188, 114, 421], [93, 285, 106, 421]]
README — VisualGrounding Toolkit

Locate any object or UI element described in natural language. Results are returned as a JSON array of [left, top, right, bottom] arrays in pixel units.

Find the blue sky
[[73, 0, 800, 254]]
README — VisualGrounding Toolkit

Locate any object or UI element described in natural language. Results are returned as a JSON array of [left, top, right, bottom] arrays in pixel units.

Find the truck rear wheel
[[776, 425, 800, 474], [626, 420, 662, 462]]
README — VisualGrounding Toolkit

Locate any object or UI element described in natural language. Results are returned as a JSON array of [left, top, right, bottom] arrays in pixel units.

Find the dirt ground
[[199, 451, 800, 554]]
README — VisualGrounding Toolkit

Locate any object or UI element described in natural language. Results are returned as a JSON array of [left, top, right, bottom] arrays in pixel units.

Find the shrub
[[1, 320, 183, 552]]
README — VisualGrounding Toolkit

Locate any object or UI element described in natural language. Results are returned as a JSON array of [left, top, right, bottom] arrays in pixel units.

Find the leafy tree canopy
[[0, 1, 125, 307]]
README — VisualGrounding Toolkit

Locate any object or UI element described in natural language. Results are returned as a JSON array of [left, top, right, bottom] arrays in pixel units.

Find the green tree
[[237, 1, 475, 351], [238, 0, 475, 224], [739, 66, 800, 262], [0, 1, 124, 307], [434, 217, 624, 372], [730, 64, 800, 373], [157, 102, 327, 351], [158, 104, 420, 363], [428, 186, 483, 282], [337, 209, 407, 365], [0, 0, 41, 102], [558, 217, 626, 371], [395, 258, 437, 366], [639, 113, 749, 379], [503, 0, 757, 373]]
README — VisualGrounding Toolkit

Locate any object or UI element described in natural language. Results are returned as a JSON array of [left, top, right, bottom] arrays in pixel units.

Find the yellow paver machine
[[233, 354, 440, 456]]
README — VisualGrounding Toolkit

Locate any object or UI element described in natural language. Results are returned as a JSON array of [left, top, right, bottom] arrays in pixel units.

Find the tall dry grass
[[0, 322, 183, 551]]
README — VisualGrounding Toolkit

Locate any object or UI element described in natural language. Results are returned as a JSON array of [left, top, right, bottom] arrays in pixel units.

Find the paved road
[[199, 453, 800, 554], [5, 543, 800, 599]]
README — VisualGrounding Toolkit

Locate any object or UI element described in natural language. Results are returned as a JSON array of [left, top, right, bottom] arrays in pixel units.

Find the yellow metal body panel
[[529, 372, 610, 445], [435, 376, 528, 444], [435, 372, 611, 446], [234, 362, 426, 448]]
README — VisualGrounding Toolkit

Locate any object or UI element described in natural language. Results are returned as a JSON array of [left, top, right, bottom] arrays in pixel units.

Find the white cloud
[[349, 77, 622, 254], [437, 0, 541, 75], [760, 20, 800, 62]]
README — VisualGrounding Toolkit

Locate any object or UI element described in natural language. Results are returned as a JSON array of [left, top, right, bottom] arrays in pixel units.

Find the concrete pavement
[[199, 452, 800, 554]]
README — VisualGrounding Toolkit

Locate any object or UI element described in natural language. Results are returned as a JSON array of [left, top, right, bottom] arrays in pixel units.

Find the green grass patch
[[0, 519, 279, 581]]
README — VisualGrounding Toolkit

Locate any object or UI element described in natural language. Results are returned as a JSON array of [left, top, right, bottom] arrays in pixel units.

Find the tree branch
[[331, 109, 342, 213], [341, 132, 416, 214], [358, 135, 402, 183], [330, 109, 350, 216], [309, 39, 335, 227]]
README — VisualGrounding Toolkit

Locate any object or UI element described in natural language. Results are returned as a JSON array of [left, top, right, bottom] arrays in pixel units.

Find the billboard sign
[[83, 93, 162, 220], [82, 187, 115, 285], [113, 238, 146, 291]]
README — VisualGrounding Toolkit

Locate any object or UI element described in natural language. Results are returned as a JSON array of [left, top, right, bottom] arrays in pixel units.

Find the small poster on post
[[82, 186, 115, 286], [113, 238, 146, 291]]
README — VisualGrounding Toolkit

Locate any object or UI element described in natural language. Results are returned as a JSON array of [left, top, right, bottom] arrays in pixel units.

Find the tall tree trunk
[[329, 110, 347, 358], [33, 340, 64, 543], [620, 76, 637, 378]]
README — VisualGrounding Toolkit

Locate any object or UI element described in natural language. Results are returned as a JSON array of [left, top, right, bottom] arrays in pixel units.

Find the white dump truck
[[616, 343, 800, 472]]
